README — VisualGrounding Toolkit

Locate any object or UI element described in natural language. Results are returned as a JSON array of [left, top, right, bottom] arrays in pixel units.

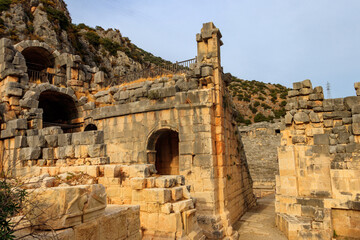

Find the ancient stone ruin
[[239, 121, 283, 198], [276, 79, 360, 239], [0, 22, 256, 239]]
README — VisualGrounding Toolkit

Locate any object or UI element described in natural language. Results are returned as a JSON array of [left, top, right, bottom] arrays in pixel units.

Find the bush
[[254, 113, 268, 123], [280, 92, 288, 99], [100, 38, 120, 56], [0, 179, 27, 239], [85, 31, 100, 48], [44, 6, 69, 30], [280, 100, 287, 107], [0, 0, 11, 12], [253, 101, 260, 107]]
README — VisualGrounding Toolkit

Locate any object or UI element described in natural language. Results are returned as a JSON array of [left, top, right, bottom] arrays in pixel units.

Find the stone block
[[58, 133, 72, 146], [72, 131, 104, 145], [300, 88, 312, 95], [15, 136, 27, 148], [43, 148, 54, 160], [302, 79, 312, 88], [201, 66, 213, 77], [293, 82, 303, 90], [5, 87, 22, 97], [7, 119, 27, 130], [94, 71, 104, 84], [293, 112, 309, 124], [172, 187, 183, 201], [19, 147, 41, 160], [27, 135, 46, 148], [41, 126, 63, 135], [104, 165, 122, 178], [292, 135, 306, 144], [26, 185, 106, 230], [352, 123, 360, 135], [131, 177, 146, 190], [86, 166, 100, 177], [288, 90, 299, 97], [143, 188, 171, 204], [285, 113, 293, 125], [45, 135, 58, 147], [313, 134, 329, 145], [86, 157, 109, 165], [75, 145, 88, 158], [172, 199, 194, 213], [155, 176, 177, 188], [88, 144, 106, 158], [309, 112, 320, 123], [42, 177, 55, 188]]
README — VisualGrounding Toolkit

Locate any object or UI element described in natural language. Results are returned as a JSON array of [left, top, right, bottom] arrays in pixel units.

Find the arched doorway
[[147, 129, 179, 175], [38, 91, 79, 132], [84, 124, 97, 131], [22, 47, 55, 83]]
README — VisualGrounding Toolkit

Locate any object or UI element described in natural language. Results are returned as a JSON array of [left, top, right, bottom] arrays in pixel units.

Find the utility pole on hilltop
[[326, 81, 332, 99]]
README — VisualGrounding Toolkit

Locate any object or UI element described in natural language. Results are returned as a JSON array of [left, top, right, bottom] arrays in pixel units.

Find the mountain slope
[[0, 0, 289, 123]]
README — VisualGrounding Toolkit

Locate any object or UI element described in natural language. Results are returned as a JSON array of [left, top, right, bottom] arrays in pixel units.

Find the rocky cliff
[[0, 0, 289, 122]]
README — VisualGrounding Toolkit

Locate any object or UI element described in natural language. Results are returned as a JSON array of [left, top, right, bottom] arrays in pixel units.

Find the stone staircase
[[99, 164, 205, 239]]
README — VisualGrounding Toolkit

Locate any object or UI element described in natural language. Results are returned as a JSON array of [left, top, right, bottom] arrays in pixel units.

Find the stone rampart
[[276, 79, 360, 239]]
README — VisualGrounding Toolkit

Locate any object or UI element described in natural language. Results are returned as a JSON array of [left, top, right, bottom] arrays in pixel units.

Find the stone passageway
[[235, 194, 287, 240]]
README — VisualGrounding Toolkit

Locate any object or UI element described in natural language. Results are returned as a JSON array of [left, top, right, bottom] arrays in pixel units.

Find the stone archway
[[38, 90, 78, 132], [14, 40, 60, 83], [147, 129, 179, 175]]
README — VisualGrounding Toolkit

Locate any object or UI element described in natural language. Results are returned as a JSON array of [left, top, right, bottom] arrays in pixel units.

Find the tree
[[0, 178, 26, 240]]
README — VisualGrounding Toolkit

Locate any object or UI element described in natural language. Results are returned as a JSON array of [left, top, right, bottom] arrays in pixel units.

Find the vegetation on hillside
[[227, 75, 289, 124]]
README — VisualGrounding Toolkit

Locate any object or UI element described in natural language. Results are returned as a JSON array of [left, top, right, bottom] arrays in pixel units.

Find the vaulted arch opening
[[84, 124, 97, 131], [22, 47, 55, 83], [38, 91, 79, 132], [147, 129, 179, 175]]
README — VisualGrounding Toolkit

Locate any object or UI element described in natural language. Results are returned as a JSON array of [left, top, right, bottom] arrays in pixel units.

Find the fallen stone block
[[26, 184, 106, 230]]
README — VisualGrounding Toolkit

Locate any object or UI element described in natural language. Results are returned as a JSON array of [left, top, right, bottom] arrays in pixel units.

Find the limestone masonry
[[276, 79, 360, 239], [0, 22, 256, 239], [239, 120, 283, 198]]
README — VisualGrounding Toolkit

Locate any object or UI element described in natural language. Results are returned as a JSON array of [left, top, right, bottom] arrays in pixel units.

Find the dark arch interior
[[38, 91, 78, 131], [22, 47, 54, 71], [84, 124, 97, 131], [150, 129, 179, 175]]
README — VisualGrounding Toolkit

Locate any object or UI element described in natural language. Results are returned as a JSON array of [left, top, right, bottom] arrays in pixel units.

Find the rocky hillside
[[0, 0, 171, 80], [226, 74, 289, 124], [0, 0, 289, 124]]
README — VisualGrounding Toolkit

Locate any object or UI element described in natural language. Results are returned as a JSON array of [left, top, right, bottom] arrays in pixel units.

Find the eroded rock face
[[33, 4, 59, 49], [26, 184, 106, 230]]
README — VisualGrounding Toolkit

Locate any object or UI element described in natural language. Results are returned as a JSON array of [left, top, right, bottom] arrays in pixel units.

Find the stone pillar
[[194, 22, 256, 239]]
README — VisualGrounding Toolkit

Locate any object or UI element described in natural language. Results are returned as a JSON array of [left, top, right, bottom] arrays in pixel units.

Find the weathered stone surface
[[293, 112, 310, 124], [7, 119, 27, 130], [19, 147, 41, 160], [26, 184, 106, 230], [313, 134, 329, 145]]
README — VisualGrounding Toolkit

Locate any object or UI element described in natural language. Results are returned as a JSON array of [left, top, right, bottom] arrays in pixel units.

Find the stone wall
[[276, 79, 360, 239], [0, 22, 255, 239], [239, 121, 283, 197]]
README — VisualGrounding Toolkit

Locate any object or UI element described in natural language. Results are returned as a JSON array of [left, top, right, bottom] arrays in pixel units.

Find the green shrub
[[0, 179, 27, 239], [0, 0, 11, 12], [257, 95, 265, 101], [274, 108, 286, 118], [85, 31, 100, 48], [100, 38, 121, 56], [261, 103, 271, 109], [254, 113, 268, 123], [253, 101, 260, 107], [280, 91, 288, 99], [44, 6, 69, 30], [280, 100, 287, 107]]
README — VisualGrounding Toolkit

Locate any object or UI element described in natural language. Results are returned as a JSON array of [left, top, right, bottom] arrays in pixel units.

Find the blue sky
[[66, 0, 360, 98]]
